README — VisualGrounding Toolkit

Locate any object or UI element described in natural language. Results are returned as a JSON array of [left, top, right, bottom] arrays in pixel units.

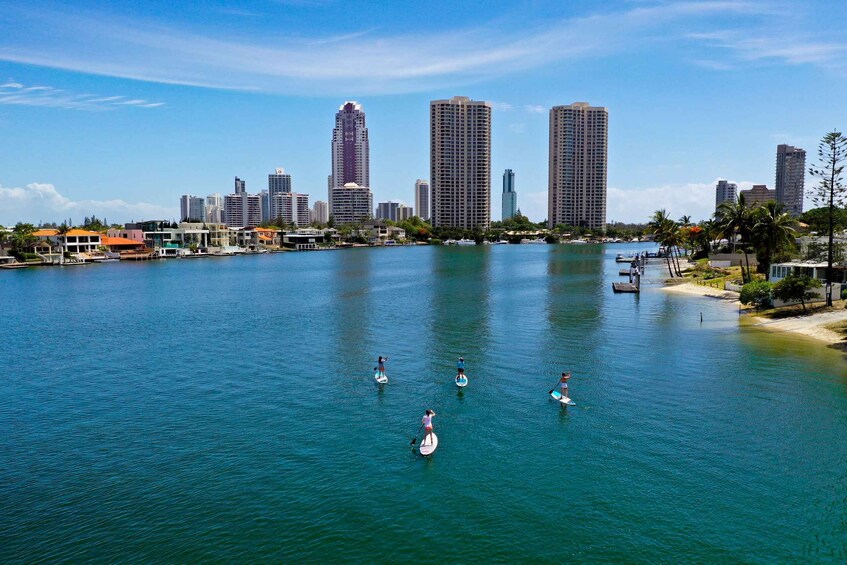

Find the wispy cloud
[[0, 81, 165, 110], [524, 104, 546, 114], [0, 182, 176, 225], [0, 1, 785, 95], [490, 101, 513, 111], [688, 31, 847, 72]]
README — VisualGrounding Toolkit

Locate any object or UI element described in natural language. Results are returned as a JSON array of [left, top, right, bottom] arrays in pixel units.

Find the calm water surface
[[1, 244, 846, 562]]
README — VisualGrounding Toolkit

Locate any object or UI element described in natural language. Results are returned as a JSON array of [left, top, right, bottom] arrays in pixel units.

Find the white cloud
[[0, 81, 164, 110], [607, 180, 761, 224], [689, 31, 847, 72], [489, 101, 513, 111], [524, 104, 546, 114], [0, 1, 784, 95], [0, 182, 176, 225]]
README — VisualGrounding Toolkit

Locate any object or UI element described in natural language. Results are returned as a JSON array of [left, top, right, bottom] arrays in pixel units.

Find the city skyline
[[0, 0, 845, 226]]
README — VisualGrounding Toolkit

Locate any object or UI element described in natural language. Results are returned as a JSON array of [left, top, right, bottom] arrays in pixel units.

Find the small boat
[[456, 239, 476, 246], [569, 239, 588, 244], [494, 240, 509, 245], [520, 238, 547, 245], [615, 253, 636, 263]]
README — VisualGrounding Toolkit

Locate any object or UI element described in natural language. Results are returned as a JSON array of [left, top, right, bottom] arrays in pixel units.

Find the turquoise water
[[1, 245, 846, 562]]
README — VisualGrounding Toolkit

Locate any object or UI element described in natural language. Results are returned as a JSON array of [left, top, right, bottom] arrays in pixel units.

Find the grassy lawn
[[681, 259, 748, 289]]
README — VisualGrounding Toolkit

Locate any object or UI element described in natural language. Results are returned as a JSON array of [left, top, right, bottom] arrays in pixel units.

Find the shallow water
[[1, 244, 845, 562]]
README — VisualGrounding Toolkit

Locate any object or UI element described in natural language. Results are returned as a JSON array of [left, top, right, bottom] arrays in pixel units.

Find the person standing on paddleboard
[[560, 372, 571, 399], [378, 356, 388, 377], [422, 409, 436, 445], [457, 357, 464, 372]]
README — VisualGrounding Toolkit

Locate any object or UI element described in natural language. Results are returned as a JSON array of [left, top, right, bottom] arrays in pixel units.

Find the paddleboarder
[[421, 409, 436, 446], [457, 357, 464, 371], [559, 372, 571, 400], [377, 356, 388, 377]]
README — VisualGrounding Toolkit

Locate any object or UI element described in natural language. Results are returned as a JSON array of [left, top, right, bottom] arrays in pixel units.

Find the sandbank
[[660, 282, 847, 346]]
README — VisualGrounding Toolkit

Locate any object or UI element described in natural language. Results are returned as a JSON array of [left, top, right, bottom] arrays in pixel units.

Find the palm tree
[[752, 201, 796, 280], [717, 195, 755, 283], [649, 209, 679, 277]]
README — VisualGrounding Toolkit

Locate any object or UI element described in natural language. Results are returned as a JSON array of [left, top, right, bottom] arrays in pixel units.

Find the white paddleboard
[[550, 390, 575, 406], [419, 432, 438, 456], [455, 375, 468, 388], [374, 373, 388, 384]]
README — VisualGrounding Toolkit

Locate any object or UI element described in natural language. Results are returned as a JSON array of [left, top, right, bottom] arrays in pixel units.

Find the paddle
[[410, 423, 424, 445]]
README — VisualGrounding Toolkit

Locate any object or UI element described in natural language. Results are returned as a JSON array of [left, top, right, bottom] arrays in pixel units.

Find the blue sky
[[0, 0, 845, 225]]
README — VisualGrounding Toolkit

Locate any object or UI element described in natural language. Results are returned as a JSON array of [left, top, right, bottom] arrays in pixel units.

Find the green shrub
[[739, 280, 774, 310], [773, 274, 821, 313]]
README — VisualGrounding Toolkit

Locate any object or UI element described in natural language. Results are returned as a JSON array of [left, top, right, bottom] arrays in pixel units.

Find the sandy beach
[[659, 282, 847, 346], [659, 281, 740, 302]]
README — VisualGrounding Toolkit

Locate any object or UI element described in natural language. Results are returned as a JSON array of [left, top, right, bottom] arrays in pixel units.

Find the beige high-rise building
[[548, 102, 608, 231], [430, 96, 492, 230], [740, 184, 775, 208]]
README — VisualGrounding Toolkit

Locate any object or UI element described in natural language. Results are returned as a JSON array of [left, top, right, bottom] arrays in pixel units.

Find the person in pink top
[[421, 409, 436, 445]]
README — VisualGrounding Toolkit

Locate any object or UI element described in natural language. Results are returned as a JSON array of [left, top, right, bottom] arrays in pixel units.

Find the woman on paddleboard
[[422, 409, 436, 445], [457, 357, 465, 371], [378, 356, 387, 377], [560, 372, 571, 399]]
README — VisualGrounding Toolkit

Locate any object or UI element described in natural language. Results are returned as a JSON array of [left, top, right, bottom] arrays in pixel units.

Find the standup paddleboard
[[419, 432, 438, 456], [455, 375, 468, 388], [550, 390, 575, 406], [374, 372, 388, 384]]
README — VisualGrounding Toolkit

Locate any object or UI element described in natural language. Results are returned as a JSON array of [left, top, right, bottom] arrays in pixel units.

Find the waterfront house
[[34, 228, 102, 257], [769, 261, 845, 303], [362, 221, 405, 244]]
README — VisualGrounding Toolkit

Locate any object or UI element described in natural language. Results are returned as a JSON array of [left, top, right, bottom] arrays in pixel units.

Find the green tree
[[773, 274, 822, 314], [716, 194, 755, 283], [799, 206, 847, 234], [739, 280, 774, 311], [808, 131, 847, 306], [648, 209, 680, 277], [11, 222, 36, 251], [752, 201, 796, 280]]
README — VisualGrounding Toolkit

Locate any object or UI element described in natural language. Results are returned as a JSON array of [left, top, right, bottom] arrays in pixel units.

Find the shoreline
[[659, 282, 847, 347]]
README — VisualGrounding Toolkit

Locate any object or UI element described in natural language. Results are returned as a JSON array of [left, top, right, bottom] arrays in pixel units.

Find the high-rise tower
[[775, 144, 806, 216], [430, 96, 492, 229], [415, 179, 430, 221], [715, 180, 737, 212], [330, 101, 369, 207], [548, 102, 608, 231], [502, 169, 517, 220]]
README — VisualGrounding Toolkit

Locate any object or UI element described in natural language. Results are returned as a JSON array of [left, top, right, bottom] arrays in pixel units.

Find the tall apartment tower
[[415, 179, 430, 221], [330, 101, 369, 207], [312, 200, 329, 224], [715, 180, 737, 211], [179, 195, 205, 222], [235, 176, 246, 194], [547, 102, 608, 230], [430, 96, 492, 229], [775, 144, 806, 216], [205, 193, 223, 224], [268, 167, 293, 220], [502, 169, 517, 220]]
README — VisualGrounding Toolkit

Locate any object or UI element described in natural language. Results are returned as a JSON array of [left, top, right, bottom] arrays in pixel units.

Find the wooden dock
[[612, 282, 639, 293]]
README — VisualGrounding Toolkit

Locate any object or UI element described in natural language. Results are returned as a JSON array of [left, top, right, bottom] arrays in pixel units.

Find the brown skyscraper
[[548, 102, 608, 231], [430, 96, 492, 230]]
